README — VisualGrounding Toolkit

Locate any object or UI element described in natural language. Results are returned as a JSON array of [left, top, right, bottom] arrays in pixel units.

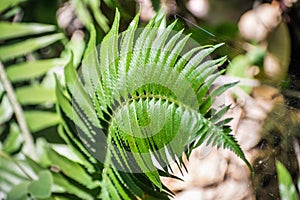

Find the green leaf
[[200, 81, 238, 114], [28, 170, 53, 199], [24, 111, 60, 132], [81, 25, 101, 95], [25, 155, 94, 199], [62, 37, 85, 68], [0, 155, 30, 194], [0, 22, 55, 40], [37, 139, 100, 189], [276, 161, 298, 200], [2, 123, 23, 154], [7, 181, 31, 200], [0, 0, 26, 13], [85, 0, 109, 32], [0, 33, 64, 62], [7, 59, 66, 82], [52, 173, 94, 200], [16, 85, 56, 105], [56, 125, 97, 173], [0, 95, 13, 124], [71, 0, 93, 30], [64, 54, 102, 145], [56, 78, 98, 164]]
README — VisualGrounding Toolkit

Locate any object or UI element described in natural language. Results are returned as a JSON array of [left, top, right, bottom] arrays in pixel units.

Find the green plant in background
[[0, 0, 116, 198], [226, 46, 265, 94], [0, 0, 65, 155], [0, 1, 92, 198], [0, 0, 135, 147], [276, 161, 299, 200]]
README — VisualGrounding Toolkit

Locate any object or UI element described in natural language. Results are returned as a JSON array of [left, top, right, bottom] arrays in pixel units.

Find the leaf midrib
[[109, 93, 198, 120]]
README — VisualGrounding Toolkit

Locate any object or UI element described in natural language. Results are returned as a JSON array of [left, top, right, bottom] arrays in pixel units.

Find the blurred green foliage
[[276, 161, 299, 200]]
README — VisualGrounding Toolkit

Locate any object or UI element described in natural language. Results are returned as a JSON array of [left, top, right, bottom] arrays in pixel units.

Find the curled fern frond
[[56, 9, 252, 200]]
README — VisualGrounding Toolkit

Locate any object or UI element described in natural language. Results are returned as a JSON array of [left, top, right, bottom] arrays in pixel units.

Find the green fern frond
[[57, 9, 252, 199]]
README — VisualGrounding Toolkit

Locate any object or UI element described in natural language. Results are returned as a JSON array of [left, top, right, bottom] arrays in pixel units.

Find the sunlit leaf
[[0, 96, 13, 124], [16, 85, 56, 105], [7, 59, 66, 82], [0, 0, 26, 13], [276, 161, 298, 200], [24, 111, 60, 132], [52, 173, 94, 200], [85, 0, 109, 32], [6, 181, 30, 200], [62, 37, 85, 68], [0, 22, 55, 40], [2, 123, 23, 154], [25, 155, 94, 199], [28, 170, 53, 199], [70, 0, 93, 30], [37, 139, 100, 189], [0, 33, 64, 62], [0, 155, 30, 194]]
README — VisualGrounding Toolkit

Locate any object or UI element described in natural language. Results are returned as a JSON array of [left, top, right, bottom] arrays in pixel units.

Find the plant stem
[[0, 61, 37, 160]]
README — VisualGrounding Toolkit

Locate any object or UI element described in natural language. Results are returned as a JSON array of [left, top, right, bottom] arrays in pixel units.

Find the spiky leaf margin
[[56, 9, 252, 200]]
